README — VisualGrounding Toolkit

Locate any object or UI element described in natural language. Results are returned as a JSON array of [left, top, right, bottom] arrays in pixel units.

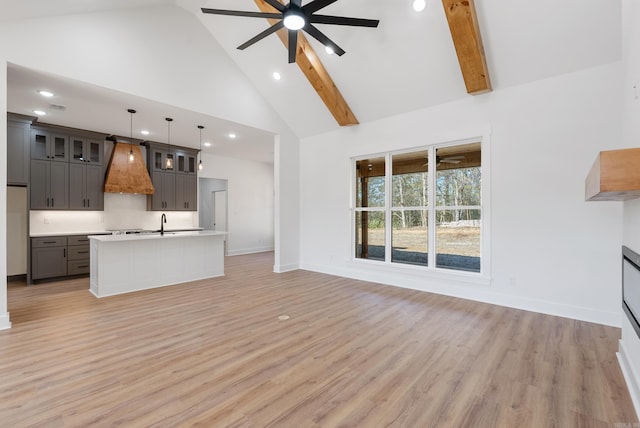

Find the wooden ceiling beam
[[253, 0, 359, 126], [442, 0, 491, 94]]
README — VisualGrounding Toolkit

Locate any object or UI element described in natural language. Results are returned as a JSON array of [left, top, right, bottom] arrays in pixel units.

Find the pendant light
[[127, 109, 136, 163], [197, 125, 204, 171], [165, 117, 173, 170]]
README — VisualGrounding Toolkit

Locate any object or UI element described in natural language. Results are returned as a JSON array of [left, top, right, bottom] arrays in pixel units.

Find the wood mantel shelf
[[585, 148, 640, 201]]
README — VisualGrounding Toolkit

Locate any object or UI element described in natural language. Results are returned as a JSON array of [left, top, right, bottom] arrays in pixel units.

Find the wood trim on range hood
[[104, 142, 155, 195]]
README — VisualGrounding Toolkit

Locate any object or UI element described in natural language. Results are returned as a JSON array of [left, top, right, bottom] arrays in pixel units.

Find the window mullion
[[428, 146, 436, 269], [385, 153, 392, 263]]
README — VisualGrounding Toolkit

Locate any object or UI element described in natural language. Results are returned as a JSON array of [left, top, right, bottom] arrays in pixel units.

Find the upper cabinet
[[31, 128, 69, 162], [585, 148, 640, 201], [143, 142, 199, 211], [70, 136, 103, 165], [26, 122, 107, 211], [7, 113, 33, 185], [175, 149, 197, 174]]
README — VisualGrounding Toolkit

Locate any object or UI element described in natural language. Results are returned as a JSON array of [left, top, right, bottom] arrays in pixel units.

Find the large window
[[354, 142, 482, 273]]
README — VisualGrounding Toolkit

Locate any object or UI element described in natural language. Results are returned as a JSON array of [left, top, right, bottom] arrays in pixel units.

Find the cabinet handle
[[78, 251, 88, 254], [63, 248, 66, 257], [46, 198, 50, 207], [77, 265, 88, 269], [43, 241, 56, 244], [52, 198, 55, 207], [87, 199, 90, 208], [83, 199, 86, 208]]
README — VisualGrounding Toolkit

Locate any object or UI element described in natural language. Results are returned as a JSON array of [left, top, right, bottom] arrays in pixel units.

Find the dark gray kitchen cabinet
[[31, 128, 69, 162], [149, 171, 176, 210], [144, 142, 198, 211], [30, 159, 69, 209], [175, 174, 197, 210], [7, 114, 32, 185], [67, 235, 91, 275], [175, 149, 197, 175], [69, 163, 104, 210], [31, 236, 67, 280], [70, 136, 103, 165], [149, 145, 174, 172]]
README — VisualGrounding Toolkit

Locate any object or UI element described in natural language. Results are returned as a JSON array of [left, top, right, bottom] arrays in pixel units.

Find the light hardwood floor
[[1, 252, 638, 427]]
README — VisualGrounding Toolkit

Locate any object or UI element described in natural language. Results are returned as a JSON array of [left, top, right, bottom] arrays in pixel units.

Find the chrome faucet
[[160, 213, 167, 236]]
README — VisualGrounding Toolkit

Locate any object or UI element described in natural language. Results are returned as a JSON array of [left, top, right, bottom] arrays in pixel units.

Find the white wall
[[6, 187, 27, 276], [619, 0, 640, 415], [0, 4, 300, 327], [0, 63, 9, 329], [300, 61, 624, 327], [199, 152, 274, 256]]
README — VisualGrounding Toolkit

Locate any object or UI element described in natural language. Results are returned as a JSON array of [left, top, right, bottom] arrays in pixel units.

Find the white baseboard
[[227, 246, 274, 256], [618, 340, 640, 419], [0, 312, 12, 330], [273, 263, 299, 273], [299, 261, 620, 327]]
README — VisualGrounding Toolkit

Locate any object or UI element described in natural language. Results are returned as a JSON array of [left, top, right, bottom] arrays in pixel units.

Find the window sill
[[350, 257, 491, 287]]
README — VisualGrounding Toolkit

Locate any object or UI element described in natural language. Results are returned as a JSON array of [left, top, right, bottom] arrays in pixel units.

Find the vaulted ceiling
[[3, 0, 621, 154]]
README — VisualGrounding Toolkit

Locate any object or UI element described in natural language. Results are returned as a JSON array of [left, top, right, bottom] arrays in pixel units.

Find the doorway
[[199, 178, 228, 254]]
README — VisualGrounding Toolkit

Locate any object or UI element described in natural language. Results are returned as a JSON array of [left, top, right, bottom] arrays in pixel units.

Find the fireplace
[[622, 246, 640, 339]]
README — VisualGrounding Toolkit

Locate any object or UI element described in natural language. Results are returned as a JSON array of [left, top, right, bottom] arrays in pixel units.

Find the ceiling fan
[[424, 155, 466, 167], [437, 155, 465, 165], [201, 0, 380, 64]]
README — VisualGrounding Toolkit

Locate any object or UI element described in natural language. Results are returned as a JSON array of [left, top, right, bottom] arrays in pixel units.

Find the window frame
[[351, 135, 490, 282]]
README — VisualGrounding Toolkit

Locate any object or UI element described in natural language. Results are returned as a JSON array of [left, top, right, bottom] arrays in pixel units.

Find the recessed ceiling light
[[38, 90, 54, 98], [33, 110, 46, 116], [413, 0, 426, 12], [228, 133, 237, 139], [141, 130, 150, 135], [273, 71, 281, 81], [203, 142, 212, 147], [325, 46, 334, 55]]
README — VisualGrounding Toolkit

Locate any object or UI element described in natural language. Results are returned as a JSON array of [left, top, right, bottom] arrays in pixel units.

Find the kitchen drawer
[[68, 245, 90, 261], [31, 236, 67, 248], [68, 235, 90, 246], [68, 259, 90, 275]]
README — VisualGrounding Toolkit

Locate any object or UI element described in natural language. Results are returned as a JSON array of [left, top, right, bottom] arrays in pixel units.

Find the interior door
[[213, 190, 227, 233]]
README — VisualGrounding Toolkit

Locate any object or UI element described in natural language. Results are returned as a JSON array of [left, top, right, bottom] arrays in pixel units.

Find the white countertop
[[89, 230, 226, 242], [30, 230, 111, 238], [31, 228, 204, 238]]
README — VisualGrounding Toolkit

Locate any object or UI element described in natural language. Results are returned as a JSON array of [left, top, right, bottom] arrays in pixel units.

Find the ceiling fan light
[[413, 0, 426, 12], [283, 11, 305, 30], [325, 46, 335, 55]]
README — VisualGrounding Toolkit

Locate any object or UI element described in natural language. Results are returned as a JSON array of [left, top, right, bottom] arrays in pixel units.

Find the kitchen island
[[89, 231, 226, 297]]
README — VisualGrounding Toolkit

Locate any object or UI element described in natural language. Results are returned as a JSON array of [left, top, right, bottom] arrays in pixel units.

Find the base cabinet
[[31, 237, 67, 280], [31, 235, 94, 281]]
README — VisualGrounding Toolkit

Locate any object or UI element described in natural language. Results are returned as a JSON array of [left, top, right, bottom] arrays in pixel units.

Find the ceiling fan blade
[[304, 24, 345, 56], [262, 0, 286, 12], [238, 21, 285, 50], [310, 15, 380, 27], [303, 0, 338, 14], [288, 30, 299, 63], [201, 8, 281, 19]]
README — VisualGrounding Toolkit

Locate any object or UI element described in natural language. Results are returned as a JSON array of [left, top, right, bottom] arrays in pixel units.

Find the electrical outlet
[[44, 217, 50, 224]]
